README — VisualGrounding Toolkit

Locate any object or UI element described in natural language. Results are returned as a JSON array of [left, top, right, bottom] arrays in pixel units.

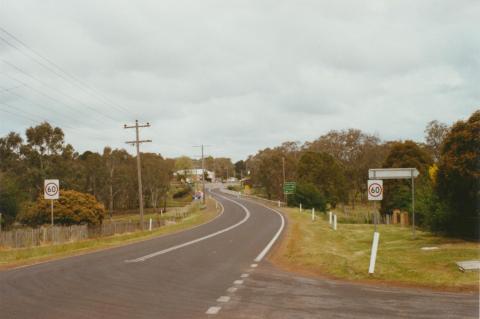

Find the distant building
[[174, 169, 215, 183]]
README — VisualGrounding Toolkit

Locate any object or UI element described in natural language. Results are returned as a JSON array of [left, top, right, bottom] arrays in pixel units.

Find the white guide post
[[368, 232, 380, 274]]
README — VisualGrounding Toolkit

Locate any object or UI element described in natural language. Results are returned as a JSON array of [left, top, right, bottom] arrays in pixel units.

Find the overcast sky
[[0, 1, 478, 161]]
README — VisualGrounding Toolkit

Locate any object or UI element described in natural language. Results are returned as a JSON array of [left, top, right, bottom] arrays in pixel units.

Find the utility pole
[[124, 120, 151, 230], [194, 144, 210, 204], [282, 157, 286, 203]]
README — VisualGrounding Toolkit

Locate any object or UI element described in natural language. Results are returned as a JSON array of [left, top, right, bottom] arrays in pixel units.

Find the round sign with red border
[[368, 180, 383, 201]]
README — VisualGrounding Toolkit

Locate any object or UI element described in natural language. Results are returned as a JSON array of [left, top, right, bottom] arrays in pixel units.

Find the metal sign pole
[[51, 200, 54, 227], [411, 172, 415, 238]]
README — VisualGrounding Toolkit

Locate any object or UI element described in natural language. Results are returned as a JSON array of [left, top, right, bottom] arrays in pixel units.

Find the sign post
[[369, 168, 419, 238], [44, 179, 60, 226], [368, 180, 383, 232], [283, 182, 296, 206], [367, 179, 383, 274]]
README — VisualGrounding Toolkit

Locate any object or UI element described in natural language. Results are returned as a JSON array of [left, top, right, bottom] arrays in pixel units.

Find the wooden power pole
[[124, 120, 151, 230]]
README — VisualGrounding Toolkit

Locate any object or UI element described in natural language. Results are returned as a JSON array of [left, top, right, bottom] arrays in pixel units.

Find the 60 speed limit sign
[[44, 179, 60, 200], [368, 180, 383, 201]]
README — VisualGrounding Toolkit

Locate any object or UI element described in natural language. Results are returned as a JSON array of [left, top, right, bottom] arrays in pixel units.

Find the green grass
[[0, 199, 219, 269], [271, 207, 480, 291]]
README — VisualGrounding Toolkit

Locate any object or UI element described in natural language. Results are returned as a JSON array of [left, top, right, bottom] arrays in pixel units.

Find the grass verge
[[0, 198, 220, 270], [270, 207, 480, 292]]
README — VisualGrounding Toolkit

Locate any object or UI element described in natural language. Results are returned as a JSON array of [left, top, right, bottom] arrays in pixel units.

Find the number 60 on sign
[[368, 180, 383, 201]]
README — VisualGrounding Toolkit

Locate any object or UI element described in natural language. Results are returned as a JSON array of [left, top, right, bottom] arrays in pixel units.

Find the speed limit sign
[[368, 180, 383, 201], [44, 179, 60, 200]]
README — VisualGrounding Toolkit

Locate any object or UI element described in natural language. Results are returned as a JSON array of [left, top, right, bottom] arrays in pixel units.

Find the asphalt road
[[1, 189, 477, 318], [0, 190, 284, 319]]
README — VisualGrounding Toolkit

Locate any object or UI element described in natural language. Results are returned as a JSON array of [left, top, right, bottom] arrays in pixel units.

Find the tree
[[19, 190, 106, 226], [142, 153, 173, 213], [289, 182, 326, 211], [297, 151, 347, 208], [380, 140, 433, 216], [306, 129, 385, 208], [0, 172, 23, 228], [234, 160, 246, 179], [436, 111, 479, 238], [424, 120, 449, 162], [0, 132, 23, 171]]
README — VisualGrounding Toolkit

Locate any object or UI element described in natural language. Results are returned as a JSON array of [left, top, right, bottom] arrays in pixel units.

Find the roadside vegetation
[[245, 110, 479, 240], [0, 198, 220, 269], [271, 207, 480, 291]]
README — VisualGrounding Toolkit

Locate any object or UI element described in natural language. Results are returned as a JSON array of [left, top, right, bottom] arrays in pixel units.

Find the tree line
[[244, 111, 479, 239], [0, 122, 235, 229]]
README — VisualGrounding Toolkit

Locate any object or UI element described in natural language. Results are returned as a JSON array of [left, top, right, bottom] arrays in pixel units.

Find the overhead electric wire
[[1, 59, 122, 123], [0, 72, 108, 127], [0, 85, 82, 125], [0, 27, 134, 117]]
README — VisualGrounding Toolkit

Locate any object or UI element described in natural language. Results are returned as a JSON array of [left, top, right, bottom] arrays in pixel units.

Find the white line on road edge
[[217, 296, 231, 303], [240, 273, 249, 278], [233, 280, 244, 285], [250, 263, 258, 268], [227, 287, 238, 293], [206, 306, 221, 315], [125, 195, 250, 263], [247, 201, 285, 263]]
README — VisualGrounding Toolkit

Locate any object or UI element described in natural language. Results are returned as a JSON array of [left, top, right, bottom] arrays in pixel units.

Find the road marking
[[125, 195, 251, 263], [233, 280, 244, 285], [217, 296, 231, 303], [250, 263, 258, 268], [241, 273, 249, 278], [206, 306, 221, 315], [227, 287, 238, 293], [248, 201, 285, 263]]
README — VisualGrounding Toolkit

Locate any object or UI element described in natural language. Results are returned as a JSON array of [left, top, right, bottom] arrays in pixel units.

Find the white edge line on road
[[5, 197, 226, 272], [206, 306, 221, 315], [125, 193, 251, 263], [248, 200, 285, 263]]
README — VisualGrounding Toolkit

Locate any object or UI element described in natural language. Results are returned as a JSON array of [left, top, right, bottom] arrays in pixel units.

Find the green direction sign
[[283, 182, 296, 194]]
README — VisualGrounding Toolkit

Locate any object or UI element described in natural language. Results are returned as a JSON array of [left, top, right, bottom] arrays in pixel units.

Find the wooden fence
[[0, 207, 193, 249]]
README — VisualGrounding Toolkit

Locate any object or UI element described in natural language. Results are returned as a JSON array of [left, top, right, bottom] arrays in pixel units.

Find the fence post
[[299, 203, 302, 212], [311, 208, 315, 221], [333, 214, 337, 230], [149, 218, 152, 231], [329, 211, 332, 225]]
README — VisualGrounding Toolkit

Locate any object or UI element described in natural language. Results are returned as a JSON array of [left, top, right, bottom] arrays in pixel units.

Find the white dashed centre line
[[206, 306, 221, 315], [233, 280, 244, 285], [250, 263, 258, 268], [217, 296, 231, 303], [240, 273, 249, 278], [227, 287, 238, 293]]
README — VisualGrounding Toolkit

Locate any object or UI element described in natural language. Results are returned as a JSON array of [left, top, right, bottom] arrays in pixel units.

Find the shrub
[[289, 182, 326, 211], [172, 186, 191, 199], [18, 190, 105, 226]]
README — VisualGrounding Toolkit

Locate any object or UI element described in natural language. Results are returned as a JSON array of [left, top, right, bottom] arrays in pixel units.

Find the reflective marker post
[[368, 232, 380, 274]]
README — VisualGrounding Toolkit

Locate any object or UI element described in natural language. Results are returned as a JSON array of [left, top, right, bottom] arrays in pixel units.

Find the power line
[[1, 59, 121, 123], [0, 72, 108, 127], [0, 27, 133, 117], [0, 85, 82, 125]]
